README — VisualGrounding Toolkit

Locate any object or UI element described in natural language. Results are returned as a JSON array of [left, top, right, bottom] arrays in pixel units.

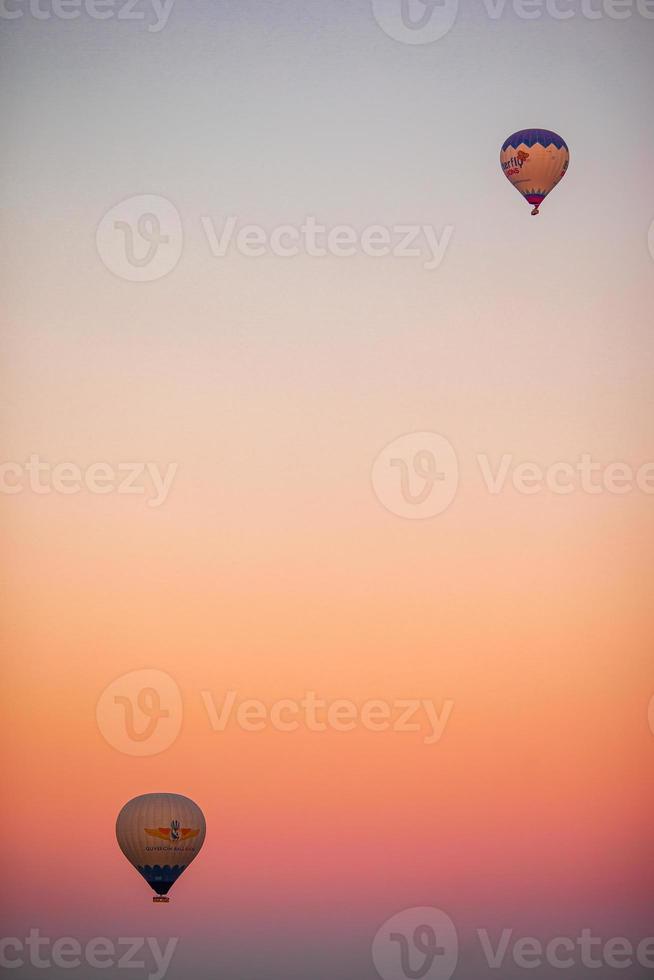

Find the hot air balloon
[[500, 129, 569, 215], [116, 793, 206, 903]]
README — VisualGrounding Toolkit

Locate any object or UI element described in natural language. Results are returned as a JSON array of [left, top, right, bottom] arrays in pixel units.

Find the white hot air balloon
[[116, 793, 206, 903]]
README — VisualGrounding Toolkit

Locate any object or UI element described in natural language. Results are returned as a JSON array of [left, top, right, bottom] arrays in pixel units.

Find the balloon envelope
[[116, 793, 206, 901], [500, 129, 569, 214]]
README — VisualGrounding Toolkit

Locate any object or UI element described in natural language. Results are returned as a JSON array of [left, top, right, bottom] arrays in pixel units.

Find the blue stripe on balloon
[[137, 864, 187, 895], [501, 129, 568, 151]]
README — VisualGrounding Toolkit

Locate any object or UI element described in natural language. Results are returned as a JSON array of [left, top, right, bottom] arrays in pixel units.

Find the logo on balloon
[[96, 194, 183, 282], [372, 907, 459, 980], [96, 669, 183, 756], [145, 823, 200, 842], [371, 432, 459, 519], [371, 0, 460, 44]]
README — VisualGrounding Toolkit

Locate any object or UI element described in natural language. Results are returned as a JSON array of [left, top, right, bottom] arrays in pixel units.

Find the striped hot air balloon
[[116, 793, 206, 902], [500, 129, 570, 215]]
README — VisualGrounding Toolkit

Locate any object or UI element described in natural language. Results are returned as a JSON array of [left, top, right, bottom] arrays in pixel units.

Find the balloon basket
[[153, 896, 170, 904]]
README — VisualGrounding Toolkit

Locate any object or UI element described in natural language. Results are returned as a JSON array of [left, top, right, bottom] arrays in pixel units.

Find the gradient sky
[[1, 2, 654, 979]]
